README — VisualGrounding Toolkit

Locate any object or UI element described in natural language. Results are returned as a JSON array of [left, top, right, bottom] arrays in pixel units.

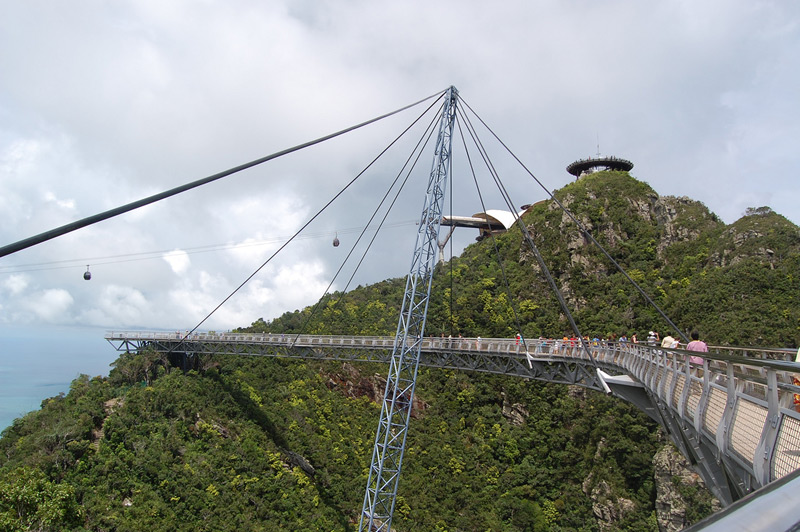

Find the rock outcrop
[[500, 392, 529, 426], [652, 443, 721, 531], [582, 472, 637, 531], [325, 362, 428, 417]]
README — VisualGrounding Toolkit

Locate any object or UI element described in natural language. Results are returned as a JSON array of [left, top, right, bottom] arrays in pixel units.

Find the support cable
[[173, 95, 449, 349], [0, 89, 446, 260], [292, 100, 445, 340], [454, 117, 529, 353], [334, 112, 442, 307], [456, 106, 597, 365], [459, 98, 689, 344]]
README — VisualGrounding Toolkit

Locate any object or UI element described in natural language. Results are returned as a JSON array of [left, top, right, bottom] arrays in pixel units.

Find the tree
[[0, 467, 83, 531]]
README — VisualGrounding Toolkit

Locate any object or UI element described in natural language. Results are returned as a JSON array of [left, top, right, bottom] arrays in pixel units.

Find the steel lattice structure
[[358, 86, 458, 531], [107, 330, 800, 509]]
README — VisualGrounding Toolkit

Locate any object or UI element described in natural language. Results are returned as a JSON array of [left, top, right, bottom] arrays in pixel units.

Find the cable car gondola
[[83, 265, 91, 280], [333, 233, 340, 247]]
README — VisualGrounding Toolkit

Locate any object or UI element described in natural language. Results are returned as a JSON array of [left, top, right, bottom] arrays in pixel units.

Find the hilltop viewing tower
[[567, 155, 633, 179]]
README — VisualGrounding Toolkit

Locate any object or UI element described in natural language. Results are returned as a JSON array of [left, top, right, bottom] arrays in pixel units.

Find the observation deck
[[567, 155, 634, 178]]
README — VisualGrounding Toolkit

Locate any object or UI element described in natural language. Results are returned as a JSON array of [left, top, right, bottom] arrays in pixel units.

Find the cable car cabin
[[333, 234, 340, 247], [84, 266, 91, 280]]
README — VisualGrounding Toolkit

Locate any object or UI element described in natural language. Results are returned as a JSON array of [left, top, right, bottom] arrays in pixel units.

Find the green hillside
[[2, 171, 797, 531], [268, 171, 799, 346]]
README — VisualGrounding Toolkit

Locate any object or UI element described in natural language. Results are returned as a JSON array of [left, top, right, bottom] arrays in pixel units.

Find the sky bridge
[[6, 83, 796, 529], [106, 330, 800, 515]]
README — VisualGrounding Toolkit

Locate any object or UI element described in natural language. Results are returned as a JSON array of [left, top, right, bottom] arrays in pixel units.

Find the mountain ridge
[[2, 170, 797, 531]]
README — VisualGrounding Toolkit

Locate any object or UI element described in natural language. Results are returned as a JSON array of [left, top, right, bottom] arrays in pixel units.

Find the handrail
[[104, 331, 799, 366], [105, 330, 800, 502]]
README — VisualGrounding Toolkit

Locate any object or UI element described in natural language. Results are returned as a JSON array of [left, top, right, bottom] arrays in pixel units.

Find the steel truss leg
[[359, 87, 458, 532]]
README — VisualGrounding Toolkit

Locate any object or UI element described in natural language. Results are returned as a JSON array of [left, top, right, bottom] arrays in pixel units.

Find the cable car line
[[0, 220, 417, 275]]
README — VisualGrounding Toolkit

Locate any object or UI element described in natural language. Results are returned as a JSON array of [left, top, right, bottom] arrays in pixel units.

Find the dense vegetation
[[266, 172, 800, 347], [0, 360, 665, 531], [1, 171, 796, 530]]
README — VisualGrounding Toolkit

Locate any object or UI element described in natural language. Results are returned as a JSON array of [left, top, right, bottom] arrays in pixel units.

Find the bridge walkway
[[105, 331, 800, 507]]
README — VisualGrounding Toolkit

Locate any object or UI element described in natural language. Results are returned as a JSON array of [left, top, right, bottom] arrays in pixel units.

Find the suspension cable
[[456, 106, 598, 367], [454, 117, 527, 344], [168, 93, 451, 350], [0, 89, 446, 260], [459, 97, 689, 344], [447, 122, 456, 338], [291, 97, 445, 340]]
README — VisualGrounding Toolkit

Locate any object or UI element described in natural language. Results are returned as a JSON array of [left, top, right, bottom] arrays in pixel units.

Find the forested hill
[[1, 171, 798, 531], [265, 170, 800, 347]]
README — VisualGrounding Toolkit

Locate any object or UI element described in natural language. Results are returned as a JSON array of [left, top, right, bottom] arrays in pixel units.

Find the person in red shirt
[[793, 348, 800, 412]]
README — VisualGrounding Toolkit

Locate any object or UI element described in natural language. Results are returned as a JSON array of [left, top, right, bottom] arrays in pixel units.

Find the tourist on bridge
[[793, 348, 800, 412], [686, 331, 708, 365], [661, 334, 679, 349], [647, 331, 659, 346]]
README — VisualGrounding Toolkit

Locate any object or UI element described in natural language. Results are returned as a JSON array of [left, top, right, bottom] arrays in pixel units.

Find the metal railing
[[105, 331, 800, 505]]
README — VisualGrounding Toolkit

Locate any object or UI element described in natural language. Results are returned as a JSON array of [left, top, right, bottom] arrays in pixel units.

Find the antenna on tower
[[596, 133, 601, 158]]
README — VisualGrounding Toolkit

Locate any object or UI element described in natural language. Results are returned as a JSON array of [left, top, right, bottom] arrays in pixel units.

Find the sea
[[0, 324, 118, 432]]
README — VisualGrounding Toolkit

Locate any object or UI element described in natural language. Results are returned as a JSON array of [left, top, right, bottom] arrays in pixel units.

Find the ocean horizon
[[0, 324, 118, 432]]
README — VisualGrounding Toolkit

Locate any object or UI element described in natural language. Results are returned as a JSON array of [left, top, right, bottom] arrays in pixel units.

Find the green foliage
[[237, 279, 406, 336], [1, 356, 669, 530], [3, 170, 798, 529], [0, 466, 83, 531]]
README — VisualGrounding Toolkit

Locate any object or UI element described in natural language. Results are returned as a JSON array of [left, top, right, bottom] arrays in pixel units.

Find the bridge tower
[[359, 86, 459, 531]]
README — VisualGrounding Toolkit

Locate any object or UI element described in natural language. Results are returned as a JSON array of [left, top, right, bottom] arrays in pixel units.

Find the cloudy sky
[[1, 0, 798, 345]]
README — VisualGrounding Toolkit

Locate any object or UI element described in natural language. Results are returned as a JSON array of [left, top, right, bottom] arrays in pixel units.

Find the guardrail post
[[754, 369, 781, 484], [693, 360, 709, 439], [716, 362, 737, 463]]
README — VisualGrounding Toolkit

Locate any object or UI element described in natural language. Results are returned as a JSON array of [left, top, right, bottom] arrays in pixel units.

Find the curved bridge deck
[[106, 331, 800, 506]]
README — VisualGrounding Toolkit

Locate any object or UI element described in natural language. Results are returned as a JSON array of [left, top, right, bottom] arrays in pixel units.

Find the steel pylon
[[359, 86, 458, 531]]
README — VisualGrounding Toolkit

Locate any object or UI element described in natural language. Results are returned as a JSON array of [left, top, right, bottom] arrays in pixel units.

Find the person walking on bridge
[[793, 348, 800, 412], [686, 331, 708, 365], [646, 331, 659, 346], [661, 334, 679, 349]]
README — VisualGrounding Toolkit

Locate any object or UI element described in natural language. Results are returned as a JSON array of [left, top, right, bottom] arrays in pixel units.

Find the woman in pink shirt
[[686, 331, 708, 365]]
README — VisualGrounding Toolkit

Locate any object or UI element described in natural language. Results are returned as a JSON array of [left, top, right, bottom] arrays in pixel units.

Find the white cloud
[[2, 274, 28, 296], [42, 191, 76, 212], [163, 249, 190, 275], [22, 289, 74, 322], [0, 0, 797, 339], [80, 285, 149, 327]]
